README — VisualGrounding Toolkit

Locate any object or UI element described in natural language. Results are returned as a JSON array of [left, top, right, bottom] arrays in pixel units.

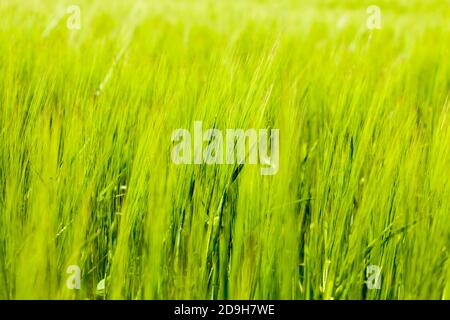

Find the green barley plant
[[0, 0, 449, 299]]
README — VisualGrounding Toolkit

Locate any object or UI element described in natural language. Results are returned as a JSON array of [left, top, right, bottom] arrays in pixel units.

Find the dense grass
[[0, 0, 449, 299]]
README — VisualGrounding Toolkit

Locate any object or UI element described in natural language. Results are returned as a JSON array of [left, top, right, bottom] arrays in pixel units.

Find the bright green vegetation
[[0, 0, 449, 299]]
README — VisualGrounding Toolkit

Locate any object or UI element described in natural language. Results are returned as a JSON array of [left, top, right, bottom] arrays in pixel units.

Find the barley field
[[0, 0, 449, 300]]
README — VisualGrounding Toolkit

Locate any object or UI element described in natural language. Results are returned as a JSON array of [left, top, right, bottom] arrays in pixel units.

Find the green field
[[0, 0, 449, 299]]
